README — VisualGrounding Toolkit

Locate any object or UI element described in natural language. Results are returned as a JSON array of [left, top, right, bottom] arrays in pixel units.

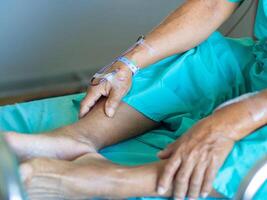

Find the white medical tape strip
[[117, 56, 139, 74], [90, 35, 145, 86], [93, 71, 116, 82]]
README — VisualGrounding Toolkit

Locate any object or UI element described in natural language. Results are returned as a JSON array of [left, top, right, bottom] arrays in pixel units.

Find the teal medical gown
[[1, 0, 267, 199]]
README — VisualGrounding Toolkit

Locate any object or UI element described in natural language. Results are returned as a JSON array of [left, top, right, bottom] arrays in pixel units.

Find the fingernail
[[174, 198, 183, 200], [107, 108, 115, 117], [79, 112, 86, 119], [80, 108, 89, 118], [201, 192, 208, 198], [188, 198, 196, 200], [157, 151, 163, 156], [157, 186, 166, 195]]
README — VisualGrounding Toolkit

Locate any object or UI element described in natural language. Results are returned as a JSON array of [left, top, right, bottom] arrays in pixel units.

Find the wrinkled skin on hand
[[157, 117, 235, 199], [80, 63, 133, 118]]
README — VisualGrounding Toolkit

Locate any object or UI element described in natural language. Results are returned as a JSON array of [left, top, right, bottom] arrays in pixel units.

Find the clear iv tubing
[[90, 35, 154, 86]]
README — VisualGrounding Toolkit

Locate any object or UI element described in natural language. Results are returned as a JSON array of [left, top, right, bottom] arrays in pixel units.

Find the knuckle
[[176, 170, 187, 181], [162, 170, 172, 180], [171, 153, 181, 163], [188, 151, 197, 160], [164, 164, 175, 175], [176, 176, 187, 184], [190, 181, 200, 188]]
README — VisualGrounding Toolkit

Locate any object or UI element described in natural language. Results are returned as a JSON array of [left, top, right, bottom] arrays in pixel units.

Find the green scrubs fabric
[[1, 1, 267, 200], [255, 0, 267, 39]]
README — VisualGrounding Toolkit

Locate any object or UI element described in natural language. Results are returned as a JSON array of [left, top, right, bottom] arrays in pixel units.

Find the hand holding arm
[[157, 90, 267, 199]]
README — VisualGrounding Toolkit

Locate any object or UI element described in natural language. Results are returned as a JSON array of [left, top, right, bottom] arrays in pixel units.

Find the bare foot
[[5, 128, 97, 161], [20, 153, 223, 200], [20, 153, 126, 200]]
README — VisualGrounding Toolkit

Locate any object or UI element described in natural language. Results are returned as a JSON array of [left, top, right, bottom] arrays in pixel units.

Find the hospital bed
[[1, 0, 267, 200], [0, 134, 27, 200]]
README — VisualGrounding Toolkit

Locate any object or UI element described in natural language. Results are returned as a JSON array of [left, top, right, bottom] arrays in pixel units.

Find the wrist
[[201, 115, 238, 142], [125, 44, 156, 69], [112, 62, 134, 79], [211, 99, 261, 141]]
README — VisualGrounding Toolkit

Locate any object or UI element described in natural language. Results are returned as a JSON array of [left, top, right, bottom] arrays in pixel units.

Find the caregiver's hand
[[79, 63, 133, 118], [157, 116, 235, 199]]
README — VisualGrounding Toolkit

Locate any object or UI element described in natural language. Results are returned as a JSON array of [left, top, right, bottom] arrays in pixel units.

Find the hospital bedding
[[0, 92, 266, 199], [1, 0, 267, 198]]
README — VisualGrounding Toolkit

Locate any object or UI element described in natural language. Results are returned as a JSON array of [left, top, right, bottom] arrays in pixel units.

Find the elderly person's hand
[[157, 116, 235, 199], [79, 62, 133, 118], [157, 90, 267, 199]]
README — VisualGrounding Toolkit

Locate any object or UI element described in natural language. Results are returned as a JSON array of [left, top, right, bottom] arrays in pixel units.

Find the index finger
[[79, 86, 103, 118], [157, 153, 182, 195]]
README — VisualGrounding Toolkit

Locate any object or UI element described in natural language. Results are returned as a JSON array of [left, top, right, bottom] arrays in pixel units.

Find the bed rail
[[235, 155, 267, 200], [0, 133, 27, 200]]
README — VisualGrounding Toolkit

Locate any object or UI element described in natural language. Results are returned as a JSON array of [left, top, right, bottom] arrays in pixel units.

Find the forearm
[[125, 0, 238, 68], [211, 90, 267, 141]]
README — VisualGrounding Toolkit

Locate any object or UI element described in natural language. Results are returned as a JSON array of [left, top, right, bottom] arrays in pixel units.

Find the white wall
[[0, 0, 182, 97], [0, 0, 255, 97]]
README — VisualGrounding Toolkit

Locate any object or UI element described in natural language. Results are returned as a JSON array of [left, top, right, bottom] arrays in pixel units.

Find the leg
[[6, 98, 158, 161], [4, 33, 254, 198], [21, 153, 223, 200]]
